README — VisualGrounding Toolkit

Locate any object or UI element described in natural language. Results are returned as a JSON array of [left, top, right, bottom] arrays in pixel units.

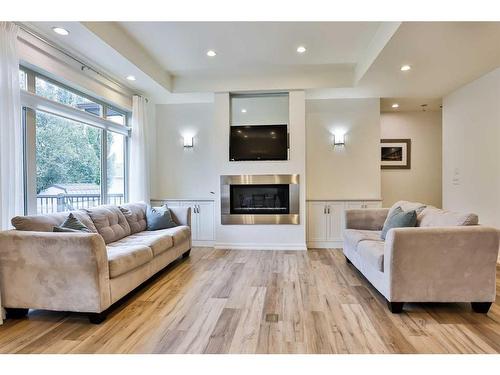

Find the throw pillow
[[146, 205, 177, 231], [53, 212, 91, 233], [380, 206, 417, 240]]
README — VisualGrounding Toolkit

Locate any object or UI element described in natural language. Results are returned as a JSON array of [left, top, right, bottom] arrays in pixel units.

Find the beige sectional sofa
[[0, 202, 191, 323], [343, 201, 499, 314]]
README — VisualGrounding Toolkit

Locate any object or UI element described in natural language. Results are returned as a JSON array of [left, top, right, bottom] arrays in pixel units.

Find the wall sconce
[[183, 136, 194, 148], [333, 133, 345, 146]]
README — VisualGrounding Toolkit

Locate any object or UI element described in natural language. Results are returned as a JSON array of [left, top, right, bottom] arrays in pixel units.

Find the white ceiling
[[119, 22, 381, 73], [22, 21, 500, 104]]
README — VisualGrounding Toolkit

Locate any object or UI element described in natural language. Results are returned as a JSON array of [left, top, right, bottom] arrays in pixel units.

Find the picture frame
[[380, 139, 411, 169]]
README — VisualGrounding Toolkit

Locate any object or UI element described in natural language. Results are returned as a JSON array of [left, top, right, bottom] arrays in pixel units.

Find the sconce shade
[[183, 136, 194, 148], [334, 133, 345, 146]]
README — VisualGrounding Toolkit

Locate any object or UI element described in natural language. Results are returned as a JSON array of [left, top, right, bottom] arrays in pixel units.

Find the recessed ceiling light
[[400, 64, 411, 71], [296, 46, 307, 54], [241, 109, 247, 113], [206, 50, 217, 57], [126, 75, 136, 81], [52, 27, 69, 36], [392, 103, 399, 108]]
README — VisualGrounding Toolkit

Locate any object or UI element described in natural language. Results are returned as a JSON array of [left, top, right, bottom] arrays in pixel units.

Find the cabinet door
[[180, 202, 198, 240], [307, 202, 328, 242], [165, 200, 183, 207], [196, 202, 215, 241], [326, 203, 344, 241]]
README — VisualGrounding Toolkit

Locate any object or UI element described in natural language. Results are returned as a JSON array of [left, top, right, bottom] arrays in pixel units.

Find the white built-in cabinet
[[151, 199, 215, 246], [307, 200, 382, 249]]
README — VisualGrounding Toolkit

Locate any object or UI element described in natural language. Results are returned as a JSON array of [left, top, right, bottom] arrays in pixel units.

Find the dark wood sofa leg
[[88, 312, 107, 324], [471, 302, 492, 314], [345, 255, 351, 264], [387, 301, 404, 313], [182, 249, 191, 258], [5, 308, 29, 319]]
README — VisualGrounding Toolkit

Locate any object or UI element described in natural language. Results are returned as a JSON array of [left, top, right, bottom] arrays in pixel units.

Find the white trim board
[[307, 241, 344, 249], [214, 242, 307, 251], [192, 240, 215, 247]]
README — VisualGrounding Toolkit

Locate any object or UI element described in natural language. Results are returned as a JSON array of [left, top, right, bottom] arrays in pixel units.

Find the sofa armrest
[[169, 206, 192, 227], [0, 230, 111, 313], [344, 208, 389, 230], [384, 226, 499, 302]]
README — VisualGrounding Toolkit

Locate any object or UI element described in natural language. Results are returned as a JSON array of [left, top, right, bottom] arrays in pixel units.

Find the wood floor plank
[[0, 247, 499, 354]]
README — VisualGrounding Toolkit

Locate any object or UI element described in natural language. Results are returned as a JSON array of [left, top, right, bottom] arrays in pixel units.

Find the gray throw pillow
[[380, 206, 417, 240], [53, 212, 91, 233], [146, 205, 177, 231]]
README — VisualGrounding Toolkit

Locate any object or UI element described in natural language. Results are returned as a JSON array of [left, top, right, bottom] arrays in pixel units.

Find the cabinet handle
[[327, 206, 331, 214], [323, 206, 327, 214], [197, 204, 200, 213]]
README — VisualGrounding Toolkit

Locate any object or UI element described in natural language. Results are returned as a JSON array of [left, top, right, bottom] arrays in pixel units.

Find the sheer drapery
[[0, 21, 23, 324], [129, 95, 150, 203]]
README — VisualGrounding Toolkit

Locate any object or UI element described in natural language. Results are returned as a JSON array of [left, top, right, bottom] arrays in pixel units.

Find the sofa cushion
[[418, 207, 479, 227], [109, 231, 174, 257], [11, 210, 97, 233], [357, 240, 385, 272], [85, 205, 131, 244], [119, 202, 147, 234], [343, 229, 383, 252], [106, 244, 153, 278], [381, 207, 417, 240], [144, 225, 191, 246]]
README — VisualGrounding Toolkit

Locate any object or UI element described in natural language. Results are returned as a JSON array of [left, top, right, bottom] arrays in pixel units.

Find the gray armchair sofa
[[0, 202, 191, 323], [343, 201, 499, 314]]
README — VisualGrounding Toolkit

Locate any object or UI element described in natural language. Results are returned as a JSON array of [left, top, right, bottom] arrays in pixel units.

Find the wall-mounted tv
[[230, 124, 288, 161]]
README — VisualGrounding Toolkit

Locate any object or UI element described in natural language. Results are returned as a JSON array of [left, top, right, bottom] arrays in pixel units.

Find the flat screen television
[[230, 124, 288, 161]]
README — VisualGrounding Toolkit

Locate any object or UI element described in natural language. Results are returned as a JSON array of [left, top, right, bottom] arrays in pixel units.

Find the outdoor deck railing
[[37, 193, 125, 214]]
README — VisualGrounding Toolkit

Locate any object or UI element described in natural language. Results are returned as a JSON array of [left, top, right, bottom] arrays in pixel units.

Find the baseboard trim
[[214, 242, 307, 251], [192, 240, 215, 247], [307, 241, 343, 249]]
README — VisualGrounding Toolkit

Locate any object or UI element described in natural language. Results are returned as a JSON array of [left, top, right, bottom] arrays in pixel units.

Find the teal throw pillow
[[146, 205, 177, 231], [380, 206, 417, 240]]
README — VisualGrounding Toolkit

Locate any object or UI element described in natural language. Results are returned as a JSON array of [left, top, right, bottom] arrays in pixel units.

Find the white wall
[[443, 67, 500, 227], [154, 103, 216, 200], [381, 111, 442, 208], [306, 98, 381, 200]]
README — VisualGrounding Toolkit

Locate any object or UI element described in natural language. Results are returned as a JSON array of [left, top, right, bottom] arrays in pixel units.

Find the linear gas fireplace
[[221, 174, 299, 225]]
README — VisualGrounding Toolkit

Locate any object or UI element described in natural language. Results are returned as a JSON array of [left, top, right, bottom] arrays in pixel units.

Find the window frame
[[20, 67, 131, 215]]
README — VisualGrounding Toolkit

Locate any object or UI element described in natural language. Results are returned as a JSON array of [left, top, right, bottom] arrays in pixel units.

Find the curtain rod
[[15, 22, 146, 100]]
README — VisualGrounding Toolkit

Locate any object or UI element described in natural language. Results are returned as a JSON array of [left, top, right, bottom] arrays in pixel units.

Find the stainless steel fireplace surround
[[221, 174, 300, 225]]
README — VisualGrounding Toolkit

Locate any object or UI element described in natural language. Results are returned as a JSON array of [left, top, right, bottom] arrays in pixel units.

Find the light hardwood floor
[[0, 247, 499, 354]]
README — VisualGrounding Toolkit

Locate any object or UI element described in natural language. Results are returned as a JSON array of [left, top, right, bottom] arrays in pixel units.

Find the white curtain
[[0, 22, 22, 324], [129, 95, 150, 203], [0, 22, 23, 230]]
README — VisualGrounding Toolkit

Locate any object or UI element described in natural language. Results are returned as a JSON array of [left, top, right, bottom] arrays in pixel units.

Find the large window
[[21, 68, 130, 214]]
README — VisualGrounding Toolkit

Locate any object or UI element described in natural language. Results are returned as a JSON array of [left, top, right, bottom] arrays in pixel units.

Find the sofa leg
[[182, 249, 191, 258], [88, 312, 107, 324], [471, 302, 492, 314], [5, 308, 29, 319], [387, 301, 404, 313], [345, 255, 351, 264]]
